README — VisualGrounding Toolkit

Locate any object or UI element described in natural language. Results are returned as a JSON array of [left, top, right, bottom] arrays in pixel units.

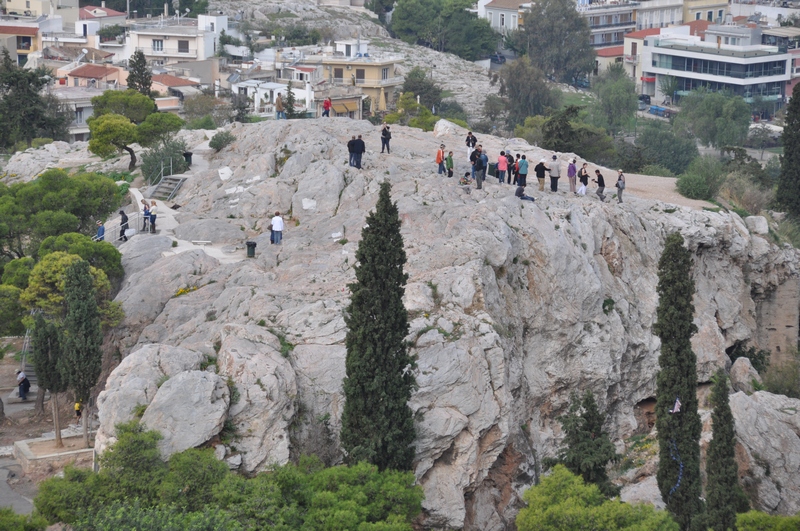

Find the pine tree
[[544, 390, 620, 497], [285, 81, 299, 119], [340, 181, 416, 471], [654, 232, 704, 530], [32, 314, 68, 448], [778, 83, 800, 217], [127, 50, 152, 98], [59, 260, 103, 448], [705, 369, 749, 531]]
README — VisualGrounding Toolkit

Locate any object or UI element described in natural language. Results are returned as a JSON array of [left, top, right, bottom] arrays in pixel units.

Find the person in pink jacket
[[497, 151, 508, 184]]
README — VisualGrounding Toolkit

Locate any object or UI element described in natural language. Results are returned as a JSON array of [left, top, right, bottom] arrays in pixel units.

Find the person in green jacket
[[445, 151, 454, 177]]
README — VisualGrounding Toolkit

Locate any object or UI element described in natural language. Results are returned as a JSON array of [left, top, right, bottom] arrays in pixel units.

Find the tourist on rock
[[271, 211, 285, 245], [513, 153, 521, 185], [446, 151, 454, 178], [119, 210, 129, 242], [436, 144, 446, 175], [471, 145, 486, 189], [549, 154, 561, 192], [517, 155, 529, 187], [459, 172, 472, 186], [380, 123, 391, 154], [141, 199, 150, 232], [347, 135, 356, 167], [480, 148, 488, 184], [506, 151, 515, 184], [149, 201, 158, 233], [515, 183, 535, 202], [75, 401, 82, 421], [616, 169, 626, 204], [567, 159, 577, 194], [577, 163, 589, 196], [465, 131, 477, 161], [593, 169, 607, 202], [322, 97, 332, 117], [534, 158, 548, 191], [94, 220, 105, 241], [497, 151, 508, 184], [275, 94, 286, 120], [353, 135, 366, 169]]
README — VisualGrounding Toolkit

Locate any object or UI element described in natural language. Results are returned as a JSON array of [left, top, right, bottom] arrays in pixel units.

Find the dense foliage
[[589, 64, 637, 135], [0, 508, 47, 531], [498, 57, 561, 128], [674, 89, 751, 149], [676, 156, 727, 201], [127, 50, 152, 98], [777, 83, 800, 217], [737, 510, 800, 530], [543, 391, 619, 497], [35, 422, 424, 529], [636, 121, 699, 175], [340, 182, 416, 471], [401, 67, 442, 110], [654, 233, 704, 530], [516, 465, 679, 530], [32, 313, 68, 447]]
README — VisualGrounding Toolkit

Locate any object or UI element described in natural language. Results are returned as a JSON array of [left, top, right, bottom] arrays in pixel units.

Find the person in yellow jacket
[[75, 401, 82, 421]]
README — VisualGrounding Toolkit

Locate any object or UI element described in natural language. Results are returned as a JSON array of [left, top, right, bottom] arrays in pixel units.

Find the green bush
[[185, 115, 216, 130], [209, 131, 236, 152], [141, 139, 189, 183], [641, 164, 675, 177], [676, 172, 710, 200], [677, 156, 727, 200], [0, 507, 47, 530], [72, 501, 243, 531], [737, 510, 800, 530]]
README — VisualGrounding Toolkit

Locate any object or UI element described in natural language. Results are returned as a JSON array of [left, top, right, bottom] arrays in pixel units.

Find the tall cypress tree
[[59, 260, 103, 448], [778, 83, 800, 217], [705, 369, 749, 531], [127, 50, 152, 98], [654, 232, 704, 530], [340, 181, 416, 471], [32, 314, 68, 448]]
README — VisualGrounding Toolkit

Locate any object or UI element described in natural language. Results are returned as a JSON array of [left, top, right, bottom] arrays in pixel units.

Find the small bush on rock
[[141, 139, 189, 183], [677, 156, 727, 201], [209, 131, 235, 152], [186, 115, 216, 130]]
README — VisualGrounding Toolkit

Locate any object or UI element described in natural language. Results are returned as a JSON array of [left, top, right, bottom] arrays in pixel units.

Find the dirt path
[[623, 173, 716, 210]]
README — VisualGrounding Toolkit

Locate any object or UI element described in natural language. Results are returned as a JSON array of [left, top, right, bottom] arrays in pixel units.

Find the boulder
[[745, 216, 769, 235], [730, 357, 762, 394], [140, 370, 230, 457]]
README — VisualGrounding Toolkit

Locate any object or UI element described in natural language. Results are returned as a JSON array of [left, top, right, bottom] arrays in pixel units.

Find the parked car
[[490, 53, 506, 64], [638, 94, 651, 105], [572, 77, 590, 89]]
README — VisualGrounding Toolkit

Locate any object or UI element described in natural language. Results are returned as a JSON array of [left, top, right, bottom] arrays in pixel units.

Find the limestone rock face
[[96, 118, 800, 530], [141, 370, 230, 457], [729, 392, 800, 514], [730, 357, 763, 394]]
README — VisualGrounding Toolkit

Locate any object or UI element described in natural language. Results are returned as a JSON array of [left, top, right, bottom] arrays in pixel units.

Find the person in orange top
[[322, 97, 332, 117], [436, 144, 446, 175]]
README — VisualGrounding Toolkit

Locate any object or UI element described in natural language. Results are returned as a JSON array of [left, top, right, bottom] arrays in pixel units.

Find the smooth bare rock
[[140, 370, 229, 456], [745, 216, 770, 235], [730, 357, 763, 394], [729, 391, 800, 514], [172, 218, 250, 244], [620, 476, 665, 510], [95, 344, 205, 453], [118, 235, 175, 276]]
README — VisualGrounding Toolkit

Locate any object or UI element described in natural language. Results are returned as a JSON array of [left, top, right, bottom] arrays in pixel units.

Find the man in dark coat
[[353, 134, 366, 169], [347, 136, 356, 167]]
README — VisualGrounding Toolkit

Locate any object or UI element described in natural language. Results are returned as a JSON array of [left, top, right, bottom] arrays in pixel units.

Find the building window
[[209, 22, 214, 32], [381, 67, 388, 80], [26, 1, 30, 7], [334, 67, 343, 82], [500, 13, 505, 27], [152, 39, 163, 52], [178, 40, 189, 53], [512, 14, 517, 28], [695, 12, 701, 20], [718, 9, 724, 20], [707, 11, 713, 21], [355, 68, 365, 83], [724, 37, 729, 44], [487, 11, 492, 24], [75, 108, 84, 124], [73, 77, 79, 86]]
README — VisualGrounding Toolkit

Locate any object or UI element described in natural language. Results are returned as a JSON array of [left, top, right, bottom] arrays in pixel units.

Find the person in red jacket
[[322, 97, 332, 117]]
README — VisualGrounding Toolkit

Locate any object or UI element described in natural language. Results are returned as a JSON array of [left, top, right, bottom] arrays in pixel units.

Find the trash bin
[[183, 151, 193, 166], [246, 241, 257, 258], [488, 162, 497, 177]]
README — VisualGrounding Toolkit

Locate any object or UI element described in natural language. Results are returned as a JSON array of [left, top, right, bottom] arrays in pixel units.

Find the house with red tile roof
[[595, 45, 624, 75], [56, 63, 127, 88], [79, 5, 127, 28]]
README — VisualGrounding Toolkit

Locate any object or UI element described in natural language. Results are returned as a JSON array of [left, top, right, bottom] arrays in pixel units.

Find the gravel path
[[622, 173, 715, 210]]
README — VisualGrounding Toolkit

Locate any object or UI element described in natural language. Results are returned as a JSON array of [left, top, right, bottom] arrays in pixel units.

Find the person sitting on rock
[[515, 183, 535, 202]]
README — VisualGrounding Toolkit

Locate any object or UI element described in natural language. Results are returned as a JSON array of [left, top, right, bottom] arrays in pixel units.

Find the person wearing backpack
[[436, 144, 446, 175], [615, 169, 626, 203]]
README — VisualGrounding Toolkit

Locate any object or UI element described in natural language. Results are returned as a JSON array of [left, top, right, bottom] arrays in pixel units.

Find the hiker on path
[[347, 136, 356, 167], [94, 220, 105, 242], [567, 159, 577, 194], [16, 370, 29, 401], [322, 97, 332, 117], [119, 210, 129, 242], [471, 146, 486, 189], [271, 211, 285, 245], [465, 132, 477, 161], [141, 199, 150, 232], [615, 169, 626, 204], [445, 151, 454, 177], [75, 401, 82, 421], [497, 151, 508, 184], [275, 94, 286, 119], [149, 201, 158, 233], [577, 163, 589, 196], [534, 158, 549, 190], [381, 123, 391, 154], [549, 155, 561, 192], [353, 135, 366, 169], [593, 170, 607, 202], [515, 183, 535, 202], [436, 144, 446, 175]]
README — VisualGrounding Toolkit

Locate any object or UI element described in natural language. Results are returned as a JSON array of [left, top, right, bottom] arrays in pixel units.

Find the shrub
[[762, 348, 800, 399], [720, 172, 774, 215], [737, 510, 800, 530], [209, 131, 236, 152], [776, 217, 800, 248], [185, 115, 217, 130], [676, 155, 727, 200], [727, 341, 770, 374], [640, 164, 675, 177], [676, 172, 710, 200], [141, 139, 189, 183]]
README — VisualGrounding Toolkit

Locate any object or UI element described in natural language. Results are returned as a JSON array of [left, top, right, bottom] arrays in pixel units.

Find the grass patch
[[560, 90, 595, 109], [133, 404, 147, 418], [270, 328, 295, 357], [602, 298, 615, 315]]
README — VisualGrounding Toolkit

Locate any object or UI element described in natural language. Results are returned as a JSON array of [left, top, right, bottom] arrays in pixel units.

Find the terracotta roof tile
[[596, 45, 624, 57]]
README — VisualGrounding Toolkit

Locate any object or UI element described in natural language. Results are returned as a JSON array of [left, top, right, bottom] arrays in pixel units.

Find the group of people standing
[[347, 135, 367, 169]]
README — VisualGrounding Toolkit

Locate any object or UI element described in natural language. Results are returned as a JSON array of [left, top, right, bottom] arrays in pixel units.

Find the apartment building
[[483, 0, 523, 34], [0, 23, 38, 64], [128, 14, 226, 66], [50, 85, 105, 142], [577, 0, 638, 48], [4, 0, 80, 27], [683, 0, 728, 23], [761, 26, 800, 95], [635, 0, 683, 30]]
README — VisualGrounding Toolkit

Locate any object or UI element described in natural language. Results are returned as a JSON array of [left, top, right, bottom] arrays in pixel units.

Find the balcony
[[16, 37, 33, 51], [624, 54, 639, 64], [330, 76, 404, 87], [589, 20, 637, 29], [137, 47, 195, 57]]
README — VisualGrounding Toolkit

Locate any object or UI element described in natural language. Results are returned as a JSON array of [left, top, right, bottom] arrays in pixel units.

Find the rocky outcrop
[[96, 118, 800, 529], [730, 357, 763, 394]]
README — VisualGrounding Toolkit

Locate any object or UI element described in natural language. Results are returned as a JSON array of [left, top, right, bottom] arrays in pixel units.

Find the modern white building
[[635, 0, 683, 30], [127, 14, 227, 66], [640, 24, 792, 111]]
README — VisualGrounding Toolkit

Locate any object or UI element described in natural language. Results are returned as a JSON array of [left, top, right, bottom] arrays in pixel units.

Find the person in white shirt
[[271, 211, 285, 245]]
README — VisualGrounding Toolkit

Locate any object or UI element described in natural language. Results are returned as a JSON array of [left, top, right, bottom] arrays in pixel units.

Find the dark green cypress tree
[[59, 260, 103, 448], [32, 313, 68, 448], [654, 232, 704, 530], [340, 181, 416, 471], [778, 83, 800, 217], [705, 369, 749, 531], [544, 390, 620, 497], [127, 50, 152, 98]]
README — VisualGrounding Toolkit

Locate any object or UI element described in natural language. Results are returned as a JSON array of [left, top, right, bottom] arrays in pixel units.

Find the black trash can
[[183, 151, 193, 166], [487, 162, 497, 177], [246, 241, 257, 258]]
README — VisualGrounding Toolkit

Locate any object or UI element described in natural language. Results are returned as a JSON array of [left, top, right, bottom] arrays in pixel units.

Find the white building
[[635, 0, 684, 30], [483, 0, 522, 34], [127, 14, 227, 66], [577, 0, 638, 48]]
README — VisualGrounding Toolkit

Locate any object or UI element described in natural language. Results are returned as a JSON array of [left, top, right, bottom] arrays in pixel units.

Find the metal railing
[[94, 211, 146, 246]]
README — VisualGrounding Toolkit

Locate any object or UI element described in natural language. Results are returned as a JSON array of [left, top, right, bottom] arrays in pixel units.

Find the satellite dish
[[81, 48, 88, 54]]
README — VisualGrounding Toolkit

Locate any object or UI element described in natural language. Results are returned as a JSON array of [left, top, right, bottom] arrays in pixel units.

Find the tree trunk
[[82, 402, 90, 448], [0, 396, 4, 423], [52, 392, 62, 449], [34, 385, 45, 416], [123, 145, 137, 170]]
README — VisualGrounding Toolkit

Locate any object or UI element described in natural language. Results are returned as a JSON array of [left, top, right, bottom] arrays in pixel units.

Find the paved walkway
[[0, 458, 33, 514]]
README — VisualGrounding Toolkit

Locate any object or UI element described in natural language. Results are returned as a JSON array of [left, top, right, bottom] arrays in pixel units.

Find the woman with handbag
[[615, 170, 626, 204]]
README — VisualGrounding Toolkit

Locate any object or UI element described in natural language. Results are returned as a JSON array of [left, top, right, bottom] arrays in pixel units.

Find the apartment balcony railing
[[330, 76, 404, 86], [4, 9, 37, 17], [591, 40, 624, 47], [624, 54, 639, 64], [137, 47, 195, 56], [589, 20, 636, 29]]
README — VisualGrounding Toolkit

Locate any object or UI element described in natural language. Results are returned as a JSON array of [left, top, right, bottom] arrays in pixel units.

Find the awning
[[332, 103, 349, 113], [641, 76, 656, 82], [343, 101, 359, 112]]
